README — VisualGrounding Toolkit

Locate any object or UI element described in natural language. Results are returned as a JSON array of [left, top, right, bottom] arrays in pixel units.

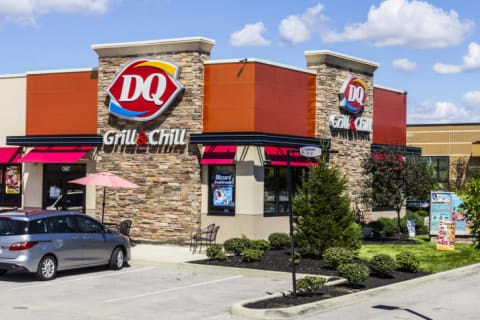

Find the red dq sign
[[106, 59, 184, 121]]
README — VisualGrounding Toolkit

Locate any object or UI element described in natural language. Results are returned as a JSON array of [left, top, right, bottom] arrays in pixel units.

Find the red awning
[[0, 147, 22, 163], [20, 146, 93, 163], [200, 146, 237, 165], [265, 146, 317, 166]]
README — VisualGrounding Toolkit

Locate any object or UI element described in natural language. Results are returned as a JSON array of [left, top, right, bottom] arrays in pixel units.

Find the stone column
[[305, 51, 378, 216], [92, 37, 215, 243]]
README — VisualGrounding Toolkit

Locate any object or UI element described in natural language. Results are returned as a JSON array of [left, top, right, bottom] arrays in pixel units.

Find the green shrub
[[368, 217, 397, 236], [242, 249, 264, 262], [296, 276, 327, 294], [337, 263, 370, 285], [288, 251, 301, 265], [293, 160, 362, 256], [323, 247, 355, 269], [223, 238, 250, 256], [416, 210, 429, 217], [396, 252, 420, 273], [206, 246, 226, 261], [369, 254, 396, 276], [268, 232, 290, 249], [249, 239, 271, 251], [400, 211, 425, 233]]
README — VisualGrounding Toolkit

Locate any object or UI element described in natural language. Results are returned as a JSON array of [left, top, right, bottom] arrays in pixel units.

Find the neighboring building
[[407, 123, 480, 188], [0, 37, 409, 243]]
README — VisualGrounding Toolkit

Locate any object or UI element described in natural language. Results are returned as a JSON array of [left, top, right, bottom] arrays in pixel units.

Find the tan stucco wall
[[0, 75, 26, 146], [23, 162, 43, 209]]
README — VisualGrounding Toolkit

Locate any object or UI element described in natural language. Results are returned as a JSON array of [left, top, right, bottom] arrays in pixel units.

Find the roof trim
[[407, 122, 480, 127], [92, 37, 215, 57], [305, 50, 379, 74], [205, 58, 317, 75], [6, 135, 103, 147], [0, 73, 26, 79], [374, 84, 406, 94], [27, 68, 97, 75]]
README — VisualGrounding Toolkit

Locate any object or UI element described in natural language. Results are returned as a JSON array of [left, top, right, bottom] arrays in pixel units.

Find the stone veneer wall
[[96, 51, 209, 243], [308, 63, 374, 215]]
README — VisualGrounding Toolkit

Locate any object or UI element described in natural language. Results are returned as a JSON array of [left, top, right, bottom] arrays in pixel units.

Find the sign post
[[287, 146, 322, 298]]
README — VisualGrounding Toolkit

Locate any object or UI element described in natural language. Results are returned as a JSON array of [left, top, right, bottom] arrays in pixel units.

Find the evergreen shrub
[[396, 252, 420, 272], [288, 251, 301, 265], [337, 263, 370, 285], [268, 232, 290, 249], [296, 276, 327, 294], [293, 159, 362, 256], [242, 249, 264, 262], [323, 247, 355, 269], [223, 238, 250, 256], [206, 246, 226, 260], [369, 254, 396, 276], [249, 240, 270, 251]]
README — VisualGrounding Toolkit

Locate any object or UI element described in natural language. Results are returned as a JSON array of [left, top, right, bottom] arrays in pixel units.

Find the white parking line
[[6, 266, 156, 292], [104, 275, 244, 303]]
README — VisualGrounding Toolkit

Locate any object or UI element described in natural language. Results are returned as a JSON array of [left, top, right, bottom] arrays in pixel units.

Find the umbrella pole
[[102, 187, 106, 223]]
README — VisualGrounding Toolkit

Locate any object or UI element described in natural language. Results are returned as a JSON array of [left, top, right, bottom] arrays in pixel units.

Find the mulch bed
[[190, 248, 429, 309]]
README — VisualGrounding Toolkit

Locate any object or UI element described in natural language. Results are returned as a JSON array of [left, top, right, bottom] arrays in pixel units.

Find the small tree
[[293, 159, 361, 256], [362, 147, 406, 236], [407, 160, 439, 199], [459, 178, 480, 249]]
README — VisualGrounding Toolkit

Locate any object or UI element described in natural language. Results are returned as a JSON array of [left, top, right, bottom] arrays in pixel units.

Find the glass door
[[43, 164, 86, 212]]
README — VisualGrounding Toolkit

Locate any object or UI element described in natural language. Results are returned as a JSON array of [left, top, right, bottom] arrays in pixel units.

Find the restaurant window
[[414, 156, 449, 187], [264, 166, 307, 216], [0, 164, 22, 207], [208, 165, 235, 215]]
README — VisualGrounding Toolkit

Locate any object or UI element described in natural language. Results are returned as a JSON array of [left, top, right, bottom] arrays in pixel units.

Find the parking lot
[[0, 262, 290, 320]]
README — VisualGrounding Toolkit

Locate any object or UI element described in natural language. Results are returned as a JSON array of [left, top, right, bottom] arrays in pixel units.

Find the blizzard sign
[[339, 76, 366, 115], [106, 59, 184, 121]]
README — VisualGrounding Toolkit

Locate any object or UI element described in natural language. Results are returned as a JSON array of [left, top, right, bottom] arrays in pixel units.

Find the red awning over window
[[20, 146, 93, 163], [200, 146, 237, 165], [0, 147, 22, 163], [265, 146, 317, 166]]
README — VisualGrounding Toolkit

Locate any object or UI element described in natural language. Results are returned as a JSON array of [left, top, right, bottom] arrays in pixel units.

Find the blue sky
[[0, 0, 479, 124]]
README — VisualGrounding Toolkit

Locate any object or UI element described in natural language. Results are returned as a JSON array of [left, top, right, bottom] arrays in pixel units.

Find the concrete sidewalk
[[131, 244, 207, 264]]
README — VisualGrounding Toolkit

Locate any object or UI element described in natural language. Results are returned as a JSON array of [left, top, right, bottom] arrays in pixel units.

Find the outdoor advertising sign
[[212, 173, 233, 207], [406, 220, 416, 238], [436, 221, 456, 251], [430, 191, 469, 236]]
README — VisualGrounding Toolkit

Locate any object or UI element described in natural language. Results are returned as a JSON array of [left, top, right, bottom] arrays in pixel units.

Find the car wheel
[[0, 269, 7, 276], [109, 247, 125, 270], [36, 255, 57, 281]]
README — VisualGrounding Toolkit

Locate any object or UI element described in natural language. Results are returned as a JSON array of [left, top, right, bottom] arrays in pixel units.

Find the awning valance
[[200, 146, 237, 165], [0, 147, 22, 163], [265, 146, 317, 167], [20, 146, 93, 163]]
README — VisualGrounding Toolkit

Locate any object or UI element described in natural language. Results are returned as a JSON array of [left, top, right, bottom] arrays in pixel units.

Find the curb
[[230, 262, 480, 320]]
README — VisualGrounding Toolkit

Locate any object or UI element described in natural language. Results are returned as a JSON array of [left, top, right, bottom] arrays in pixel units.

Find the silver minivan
[[0, 210, 130, 281]]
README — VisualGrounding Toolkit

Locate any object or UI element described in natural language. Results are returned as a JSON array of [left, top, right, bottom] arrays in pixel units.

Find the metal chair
[[190, 224, 215, 253], [196, 225, 220, 253], [118, 220, 132, 237]]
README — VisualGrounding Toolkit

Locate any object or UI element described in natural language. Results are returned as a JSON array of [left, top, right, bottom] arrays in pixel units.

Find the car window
[[0, 218, 28, 236], [29, 219, 48, 234], [46, 216, 77, 233], [75, 216, 104, 234]]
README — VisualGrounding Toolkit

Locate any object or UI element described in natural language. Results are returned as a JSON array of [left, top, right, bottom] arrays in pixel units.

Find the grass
[[359, 235, 480, 273]]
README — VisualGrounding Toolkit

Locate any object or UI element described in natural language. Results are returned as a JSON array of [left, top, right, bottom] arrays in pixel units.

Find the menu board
[[436, 221, 456, 251], [430, 191, 469, 236], [5, 166, 20, 194]]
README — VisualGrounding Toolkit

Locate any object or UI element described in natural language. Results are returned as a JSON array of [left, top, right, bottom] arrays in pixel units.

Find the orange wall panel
[[203, 64, 255, 132], [26, 71, 98, 135], [203, 62, 316, 137]]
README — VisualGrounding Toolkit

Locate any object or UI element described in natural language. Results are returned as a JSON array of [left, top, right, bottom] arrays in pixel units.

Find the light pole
[[286, 149, 297, 297]]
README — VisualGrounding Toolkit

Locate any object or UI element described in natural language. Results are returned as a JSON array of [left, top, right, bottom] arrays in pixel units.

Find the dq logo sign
[[106, 59, 184, 121], [339, 77, 366, 115]]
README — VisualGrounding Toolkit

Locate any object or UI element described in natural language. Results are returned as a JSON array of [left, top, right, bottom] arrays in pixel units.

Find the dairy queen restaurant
[[0, 37, 419, 243]]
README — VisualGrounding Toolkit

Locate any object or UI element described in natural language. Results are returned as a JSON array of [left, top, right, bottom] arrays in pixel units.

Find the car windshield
[[0, 218, 28, 236]]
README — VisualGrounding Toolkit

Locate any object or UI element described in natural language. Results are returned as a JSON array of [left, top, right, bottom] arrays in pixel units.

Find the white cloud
[[322, 0, 474, 49], [392, 58, 416, 73], [433, 42, 480, 74], [230, 22, 271, 47], [408, 100, 480, 124], [279, 3, 327, 45], [462, 91, 480, 108], [0, 0, 116, 26]]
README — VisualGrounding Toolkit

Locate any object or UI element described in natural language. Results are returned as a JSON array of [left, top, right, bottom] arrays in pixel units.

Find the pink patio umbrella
[[69, 172, 139, 223]]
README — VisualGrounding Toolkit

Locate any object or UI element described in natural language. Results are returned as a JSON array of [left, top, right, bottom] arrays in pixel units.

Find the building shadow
[[372, 304, 432, 320]]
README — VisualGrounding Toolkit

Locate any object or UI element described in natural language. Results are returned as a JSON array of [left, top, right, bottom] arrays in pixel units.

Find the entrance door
[[43, 164, 86, 212]]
